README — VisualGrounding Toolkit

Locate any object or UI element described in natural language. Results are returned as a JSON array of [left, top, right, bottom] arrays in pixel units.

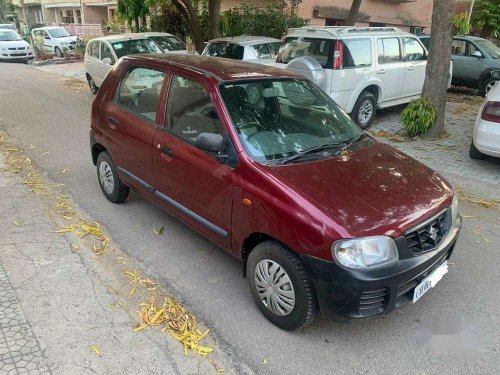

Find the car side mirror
[[472, 50, 482, 58], [102, 57, 113, 65], [195, 133, 224, 153], [44, 36, 50, 40], [491, 71, 500, 79]]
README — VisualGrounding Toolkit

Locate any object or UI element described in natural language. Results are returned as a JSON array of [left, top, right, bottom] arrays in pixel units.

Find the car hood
[[0, 40, 31, 49], [263, 139, 453, 238]]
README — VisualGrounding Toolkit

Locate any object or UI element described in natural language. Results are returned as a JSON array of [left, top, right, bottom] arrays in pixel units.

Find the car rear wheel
[[96, 152, 129, 203], [87, 75, 99, 94], [352, 91, 377, 129], [247, 241, 318, 330], [480, 77, 498, 97], [469, 141, 486, 160]]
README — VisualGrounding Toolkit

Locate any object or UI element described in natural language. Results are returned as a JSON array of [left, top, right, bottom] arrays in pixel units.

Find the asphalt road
[[1, 63, 499, 375]]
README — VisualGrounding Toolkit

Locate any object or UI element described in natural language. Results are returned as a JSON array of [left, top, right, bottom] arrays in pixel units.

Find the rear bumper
[[474, 117, 500, 158], [302, 217, 461, 320]]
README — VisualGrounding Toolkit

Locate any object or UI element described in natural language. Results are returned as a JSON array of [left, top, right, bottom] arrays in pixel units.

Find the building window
[[325, 18, 345, 26], [410, 26, 423, 35], [369, 22, 387, 27], [61, 10, 75, 24], [35, 10, 43, 24]]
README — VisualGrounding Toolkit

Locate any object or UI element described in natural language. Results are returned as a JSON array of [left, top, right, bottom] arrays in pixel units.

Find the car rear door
[[402, 36, 427, 97], [152, 73, 235, 248], [375, 37, 406, 102], [103, 65, 168, 197], [85, 41, 100, 82]]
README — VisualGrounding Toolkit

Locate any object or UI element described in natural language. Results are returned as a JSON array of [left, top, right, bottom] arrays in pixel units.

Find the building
[[295, 0, 433, 34]]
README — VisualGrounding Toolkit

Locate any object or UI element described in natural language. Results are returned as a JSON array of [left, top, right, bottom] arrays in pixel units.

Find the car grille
[[10, 53, 27, 57], [359, 288, 388, 314], [8, 47, 25, 50], [404, 210, 449, 255]]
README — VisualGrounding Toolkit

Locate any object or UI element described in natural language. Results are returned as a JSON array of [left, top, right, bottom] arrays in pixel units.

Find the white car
[[202, 36, 281, 65], [0, 29, 34, 62], [470, 71, 500, 160], [31, 27, 78, 57], [277, 26, 452, 128], [84, 34, 162, 94], [135, 32, 187, 53], [0, 24, 16, 31]]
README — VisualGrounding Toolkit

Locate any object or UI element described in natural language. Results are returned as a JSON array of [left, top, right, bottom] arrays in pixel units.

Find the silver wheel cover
[[358, 99, 373, 126], [99, 161, 114, 194], [486, 80, 497, 94], [254, 259, 296, 316]]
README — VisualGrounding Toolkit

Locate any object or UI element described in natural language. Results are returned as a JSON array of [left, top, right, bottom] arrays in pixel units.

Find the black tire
[[469, 141, 486, 160], [246, 83, 262, 105], [247, 241, 318, 330], [87, 75, 99, 94], [55, 47, 63, 58], [96, 151, 129, 203], [351, 91, 377, 129], [480, 77, 498, 97]]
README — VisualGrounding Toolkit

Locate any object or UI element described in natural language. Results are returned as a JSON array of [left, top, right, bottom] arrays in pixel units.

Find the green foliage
[[221, 0, 309, 39], [472, 0, 500, 38], [451, 12, 470, 35], [401, 98, 437, 137], [149, 2, 189, 39], [117, 0, 149, 31], [0, 0, 14, 23]]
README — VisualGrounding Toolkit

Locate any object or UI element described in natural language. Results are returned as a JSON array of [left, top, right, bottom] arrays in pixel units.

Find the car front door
[[451, 39, 485, 86], [152, 73, 235, 247], [376, 37, 406, 102], [42, 31, 53, 53], [402, 36, 427, 97], [104, 66, 167, 197]]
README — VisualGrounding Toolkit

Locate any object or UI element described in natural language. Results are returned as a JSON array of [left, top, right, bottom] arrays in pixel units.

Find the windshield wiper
[[278, 142, 344, 165]]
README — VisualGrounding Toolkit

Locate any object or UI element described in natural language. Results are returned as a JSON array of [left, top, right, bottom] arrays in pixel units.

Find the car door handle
[[157, 144, 173, 157], [407, 66, 415, 71], [378, 69, 386, 74], [108, 117, 118, 128]]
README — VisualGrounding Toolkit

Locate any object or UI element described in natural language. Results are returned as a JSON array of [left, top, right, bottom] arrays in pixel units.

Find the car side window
[[166, 75, 222, 143], [268, 42, 281, 58], [117, 67, 166, 122], [89, 41, 99, 58], [403, 37, 425, 61], [451, 39, 466, 55], [343, 38, 371, 68], [43, 31, 50, 39], [100, 42, 114, 63], [377, 38, 401, 64], [467, 42, 481, 57], [249, 43, 272, 59]]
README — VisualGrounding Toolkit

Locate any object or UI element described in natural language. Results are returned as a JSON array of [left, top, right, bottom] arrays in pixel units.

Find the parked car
[[0, 24, 16, 31], [277, 26, 451, 129], [136, 32, 187, 53], [0, 29, 34, 62], [419, 35, 500, 96], [90, 54, 461, 330], [470, 71, 500, 159], [31, 26, 78, 57], [202, 36, 281, 65], [84, 34, 162, 94]]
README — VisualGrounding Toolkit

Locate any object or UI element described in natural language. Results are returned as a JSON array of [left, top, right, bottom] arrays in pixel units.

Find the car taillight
[[333, 40, 343, 70], [481, 101, 500, 123]]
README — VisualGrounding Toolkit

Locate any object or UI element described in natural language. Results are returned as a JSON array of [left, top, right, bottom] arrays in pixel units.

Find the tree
[[472, 0, 500, 38], [420, 0, 456, 138], [117, 0, 149, 32], [0, 0, 14, 23], [346, 0, 363, 26], [207, 0, 221, 39]]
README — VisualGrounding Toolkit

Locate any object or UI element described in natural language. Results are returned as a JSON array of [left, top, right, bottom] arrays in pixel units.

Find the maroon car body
[[90, 54, 461, 329]]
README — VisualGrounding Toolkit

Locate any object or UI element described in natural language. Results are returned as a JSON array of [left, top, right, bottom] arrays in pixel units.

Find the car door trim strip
[[116, 166, 228, 238]]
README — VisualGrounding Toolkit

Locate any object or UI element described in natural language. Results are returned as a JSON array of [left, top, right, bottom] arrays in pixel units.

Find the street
[[1, 62, 499, 374]]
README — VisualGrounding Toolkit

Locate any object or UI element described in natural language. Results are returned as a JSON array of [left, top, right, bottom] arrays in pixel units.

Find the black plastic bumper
[[302, 217, 461, 320]]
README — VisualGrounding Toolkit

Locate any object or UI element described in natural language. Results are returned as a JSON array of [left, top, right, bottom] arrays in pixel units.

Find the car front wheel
[[247, 241, 318, 330], [96, 152, 129, 203]]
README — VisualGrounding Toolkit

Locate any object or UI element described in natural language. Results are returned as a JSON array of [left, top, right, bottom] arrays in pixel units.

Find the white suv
[[277, 27, 432, 128]]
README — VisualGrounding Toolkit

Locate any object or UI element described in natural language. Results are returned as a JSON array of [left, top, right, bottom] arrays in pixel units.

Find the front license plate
[[413, 260, 448, 303]]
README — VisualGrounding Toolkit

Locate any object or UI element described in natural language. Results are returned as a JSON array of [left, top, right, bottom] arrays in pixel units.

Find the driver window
[[100, 42, 114, 63], [166, 75, 222, 143], [466, 42, 481, 57], [403, 37, 425, 61]]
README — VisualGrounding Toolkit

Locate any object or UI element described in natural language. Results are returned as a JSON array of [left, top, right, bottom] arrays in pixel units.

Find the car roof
[[286, 26, 414, 39], [207, 36, 280, 46], [88, 34, 153, 43], [136, 32, 175, 37], [122, 54, 299, 82], [454, 35, 487, 41], [32, 26, 66, 31]]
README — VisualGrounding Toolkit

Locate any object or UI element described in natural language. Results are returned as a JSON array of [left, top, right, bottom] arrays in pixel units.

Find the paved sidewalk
[[33, 62, 86, 82], [370, 93, 500, 186]]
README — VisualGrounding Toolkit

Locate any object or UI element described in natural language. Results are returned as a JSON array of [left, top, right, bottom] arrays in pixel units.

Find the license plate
[[413, 260, 448, 303]]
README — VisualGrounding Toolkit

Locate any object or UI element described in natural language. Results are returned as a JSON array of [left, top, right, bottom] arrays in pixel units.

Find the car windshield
[[476, 39, 500, 59], [0, 30, 22, 41], [48, 28, 71, 38], [0, 24, 16, 31], [203, 42, 244, 60], [278, 37, 332, 67], [220, 79, 362, 163], [112, 39, 162, 58], [149, 35, 186, 51]]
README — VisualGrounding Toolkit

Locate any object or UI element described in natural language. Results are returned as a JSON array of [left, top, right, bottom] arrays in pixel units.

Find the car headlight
[[332, 236, 399, 269], [0, 47, 6, 51], [451, 194, 459, 223]]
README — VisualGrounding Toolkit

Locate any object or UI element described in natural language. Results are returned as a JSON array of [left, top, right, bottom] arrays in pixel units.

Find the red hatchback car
[[90, 54, 461, 330]]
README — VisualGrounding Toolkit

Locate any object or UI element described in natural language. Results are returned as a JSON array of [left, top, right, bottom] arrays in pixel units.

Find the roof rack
[[340, 27, 401, 34], [287, 26, 401, 37]]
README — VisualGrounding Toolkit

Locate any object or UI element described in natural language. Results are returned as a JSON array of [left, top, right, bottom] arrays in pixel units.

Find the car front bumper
[[302, 216, 461, 320], [0, 51, 33, 60]]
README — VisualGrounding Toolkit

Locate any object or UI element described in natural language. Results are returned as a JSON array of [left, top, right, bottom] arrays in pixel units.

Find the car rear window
[[343, 38, 371, 68], [112, 39, 162, 59], [203, 42, 244, 60], [278, 37, 333, 68]]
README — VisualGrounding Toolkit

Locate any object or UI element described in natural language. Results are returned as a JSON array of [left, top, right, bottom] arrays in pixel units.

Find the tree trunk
[[134, 16, 140, 32], [208, 0, 221, 40], [346, 0, 363, 26], [421, 0, 456, 138], [173, 0, 204, 53]]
